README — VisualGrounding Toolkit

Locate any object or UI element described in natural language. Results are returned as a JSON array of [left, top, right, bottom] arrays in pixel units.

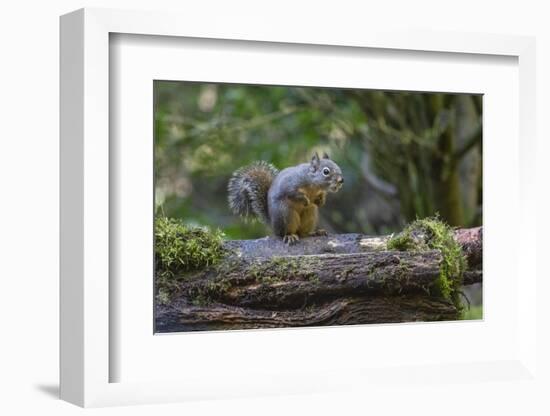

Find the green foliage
[[359, 91, 482, 226], [154, 81, 482, 239], [155, 217, 225, 303], [387, 216, 466, 309]]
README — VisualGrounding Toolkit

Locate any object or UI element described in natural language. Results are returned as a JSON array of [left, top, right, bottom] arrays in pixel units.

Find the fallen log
[[156, 227, 482, 332], [156, 296, 458, 332], [175, 250, 443, 309], [224, 227, 482, 269]]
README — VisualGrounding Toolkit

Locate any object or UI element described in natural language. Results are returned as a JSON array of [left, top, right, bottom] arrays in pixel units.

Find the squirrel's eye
[[322, 167, 330, 176]]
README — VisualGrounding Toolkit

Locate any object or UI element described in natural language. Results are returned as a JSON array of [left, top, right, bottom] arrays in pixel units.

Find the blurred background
[[154, 81, 483, 318], [154, 81, 482, 237]]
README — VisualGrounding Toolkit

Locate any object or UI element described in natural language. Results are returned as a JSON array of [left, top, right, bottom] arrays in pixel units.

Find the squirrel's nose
[[337, 176, 344, 184]]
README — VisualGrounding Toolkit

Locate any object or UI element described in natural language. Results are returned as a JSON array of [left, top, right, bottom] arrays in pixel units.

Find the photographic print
[[154, 81, 483, 333]]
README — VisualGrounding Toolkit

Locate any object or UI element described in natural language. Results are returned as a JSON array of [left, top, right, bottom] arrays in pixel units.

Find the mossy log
[[156, 227, 482, 332], [172, 251, 444, 309], [224, 227, 482, 269]]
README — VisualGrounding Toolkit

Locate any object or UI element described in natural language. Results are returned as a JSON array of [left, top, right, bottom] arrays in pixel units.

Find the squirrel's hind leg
[[271, 203, 301, 245], [297, 205, 319, 237], [298, 206, 327, 237]]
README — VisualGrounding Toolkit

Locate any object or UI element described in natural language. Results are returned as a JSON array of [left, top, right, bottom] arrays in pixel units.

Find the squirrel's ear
[[322, 152, 330, 159], [310, 152, 320, 171]]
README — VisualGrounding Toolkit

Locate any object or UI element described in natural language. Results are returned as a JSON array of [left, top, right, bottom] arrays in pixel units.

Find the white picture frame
[[60, 7, 539, 408]]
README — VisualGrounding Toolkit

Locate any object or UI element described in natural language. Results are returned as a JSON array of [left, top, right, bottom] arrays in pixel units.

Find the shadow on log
[[156, 227, 482, 332]]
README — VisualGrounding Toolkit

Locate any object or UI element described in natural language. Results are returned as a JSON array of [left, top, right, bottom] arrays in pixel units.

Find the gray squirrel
[[228, 152, 344, 244]]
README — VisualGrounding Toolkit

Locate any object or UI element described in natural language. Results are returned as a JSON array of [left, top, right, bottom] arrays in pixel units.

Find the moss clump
[[244, 256, 317, 284], [275, 256, 318, 281], [155, 217, 225, 304], [387, 217, 466, 309]]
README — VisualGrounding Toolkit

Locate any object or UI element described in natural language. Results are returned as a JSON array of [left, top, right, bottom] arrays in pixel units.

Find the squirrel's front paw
[[283, 234, 299, 245], [310, 229, 328, 237], [313, 194, 326, 207]]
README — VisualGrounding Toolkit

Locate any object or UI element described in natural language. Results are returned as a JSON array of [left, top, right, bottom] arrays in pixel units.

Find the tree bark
[[156, 296, 458, 332]]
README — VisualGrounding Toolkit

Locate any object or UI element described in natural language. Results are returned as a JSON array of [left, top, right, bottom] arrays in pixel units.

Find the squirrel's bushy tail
[[228, 161, 279, 223]]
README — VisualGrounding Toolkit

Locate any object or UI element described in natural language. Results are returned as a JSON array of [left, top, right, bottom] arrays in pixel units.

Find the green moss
[[155, 216, 225, 304], [243, 256, 317, 284], [462, 305, 483, 320], [387, 216, 466, 310]]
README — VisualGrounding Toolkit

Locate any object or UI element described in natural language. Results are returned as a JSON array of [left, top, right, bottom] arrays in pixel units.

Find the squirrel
[[228, 152, 344, 244]]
